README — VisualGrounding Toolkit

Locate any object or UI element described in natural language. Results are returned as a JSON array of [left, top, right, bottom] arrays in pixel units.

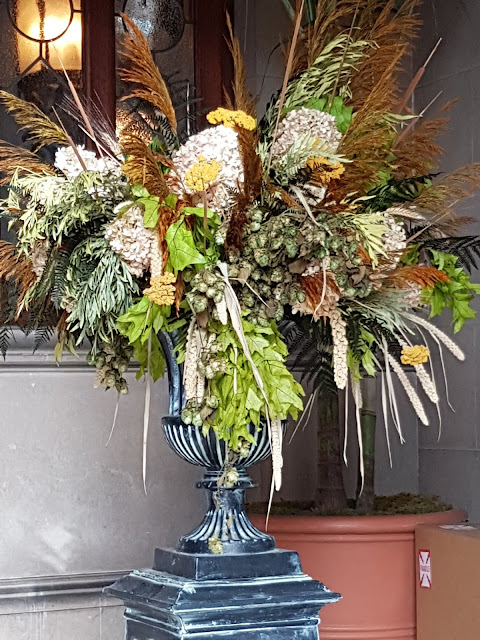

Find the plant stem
[[356, 377, 376, 514], [315, 390, 349, 511]]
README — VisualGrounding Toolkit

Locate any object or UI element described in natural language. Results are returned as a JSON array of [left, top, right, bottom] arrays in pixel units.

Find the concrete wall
[[0, 333, 204, 638], [412, 0, 480, 520]]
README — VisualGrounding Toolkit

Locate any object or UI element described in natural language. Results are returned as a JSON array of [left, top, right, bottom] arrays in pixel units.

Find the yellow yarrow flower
[[400, 345, 430, 366], [307, 156, 345, 183], [144, 273, 176, 307], [184, 155, 222, 192], [207, 107, 256, 131]]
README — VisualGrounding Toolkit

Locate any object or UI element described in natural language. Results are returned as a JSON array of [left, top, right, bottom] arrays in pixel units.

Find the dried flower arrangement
[[1, 3, 480, 493]]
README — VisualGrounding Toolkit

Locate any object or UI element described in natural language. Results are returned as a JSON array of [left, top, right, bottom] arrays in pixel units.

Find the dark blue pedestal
[[105, 547, 340, 639]]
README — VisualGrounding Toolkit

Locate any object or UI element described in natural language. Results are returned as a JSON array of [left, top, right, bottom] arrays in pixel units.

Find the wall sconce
[[8, 0, 82, 76]]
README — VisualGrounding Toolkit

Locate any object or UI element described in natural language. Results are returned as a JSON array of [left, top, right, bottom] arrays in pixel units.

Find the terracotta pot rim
[[251, 508, 467, 535]]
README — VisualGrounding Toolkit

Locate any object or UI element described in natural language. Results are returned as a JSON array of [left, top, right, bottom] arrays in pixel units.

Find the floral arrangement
[[1, 4, 480, 489]]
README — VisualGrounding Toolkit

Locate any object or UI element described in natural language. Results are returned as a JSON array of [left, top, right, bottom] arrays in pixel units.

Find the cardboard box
[[416, 523, 480, 640]]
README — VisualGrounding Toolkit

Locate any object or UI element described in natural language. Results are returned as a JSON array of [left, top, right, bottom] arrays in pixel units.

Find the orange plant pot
[[251, 509, 466, 640]]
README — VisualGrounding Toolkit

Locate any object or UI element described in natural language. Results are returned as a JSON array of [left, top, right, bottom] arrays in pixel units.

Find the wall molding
[[0, 571, 129, 615]]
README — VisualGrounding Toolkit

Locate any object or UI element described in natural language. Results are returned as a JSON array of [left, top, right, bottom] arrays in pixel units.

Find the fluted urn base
[[104, 412, 341, 638]]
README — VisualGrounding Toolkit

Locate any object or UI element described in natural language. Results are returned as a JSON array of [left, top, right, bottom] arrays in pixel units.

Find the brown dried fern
[[385, 265, 450, 289], [121, 132, 169, 199], [0, 141, 55, 185], [0, 241, 37, 314], [120, 14, 177, 133], [225, 13, 256, 116], [0, 91, 69, 151]]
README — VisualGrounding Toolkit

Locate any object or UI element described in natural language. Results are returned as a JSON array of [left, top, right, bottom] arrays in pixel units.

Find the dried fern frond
[[348, 0, 420, 109], [0, 240, 18, 280], [336, 51, 405, 196], [121, 132, 169, 199], [0, 91, 69, 151], [413, 164, 480, 217], [238, 128, 262, 200], [120, 14, 177, 133], [385, 265, 450, 288], [225, 13, 256, 116], [0, 141, 55, 185], [392, 103, 454, 179], [0, 240, 37, 313]]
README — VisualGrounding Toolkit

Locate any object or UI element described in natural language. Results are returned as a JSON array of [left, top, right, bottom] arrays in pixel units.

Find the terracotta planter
[[251, 509, 466, 640]]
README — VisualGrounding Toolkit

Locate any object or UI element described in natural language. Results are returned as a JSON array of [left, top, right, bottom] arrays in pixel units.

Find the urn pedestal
[[105, 333, 340, 638]]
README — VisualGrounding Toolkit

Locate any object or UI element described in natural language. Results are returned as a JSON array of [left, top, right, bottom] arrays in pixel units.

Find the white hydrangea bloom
[[271, 108, 342, 158], [54, 145, 121, 179], [169, 125, 244, 214], [105, 204, 155, 277], [381, 211, 407, 253]]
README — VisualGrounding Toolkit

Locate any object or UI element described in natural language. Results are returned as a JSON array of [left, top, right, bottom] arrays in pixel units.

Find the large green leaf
[[165, 219, 206, 272]]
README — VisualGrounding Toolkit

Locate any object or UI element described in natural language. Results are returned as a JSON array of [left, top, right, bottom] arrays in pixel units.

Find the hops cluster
[[401, 345, 430, 366], [187, 267, 226, 314], [169, 125, 244, 213], [144, 273, 176, 306], [271, 108, 342, 158], [185, 156, 222, 192], [89, 338, 133, 393], [207, 107, 256, 131], [105, 205, 155, 277], [54, 145, 120, 179]]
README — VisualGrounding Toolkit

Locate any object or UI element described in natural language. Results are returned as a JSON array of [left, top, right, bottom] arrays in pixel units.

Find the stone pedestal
[[105, 547, 340, 639]]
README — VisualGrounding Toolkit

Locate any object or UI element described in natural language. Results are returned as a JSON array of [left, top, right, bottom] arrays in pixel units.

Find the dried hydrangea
[[105, 204, 155, 277], [168, 125, 244, 214], [271, 108, 342, 158], [30, 242, 48, 278], [54, 145, 121, 179], [381, 212, 407, 254]]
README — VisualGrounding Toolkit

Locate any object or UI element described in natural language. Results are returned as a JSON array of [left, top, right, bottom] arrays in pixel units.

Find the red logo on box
[[419, 549, 431, 588]]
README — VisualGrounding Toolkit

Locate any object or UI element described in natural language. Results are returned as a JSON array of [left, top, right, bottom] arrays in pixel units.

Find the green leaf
[[131, 184, 149, 198], [246, 387, 263, 412], [165, 219, 206, 272], [163, 193, 178, 209], [139, 196, 160, 228]]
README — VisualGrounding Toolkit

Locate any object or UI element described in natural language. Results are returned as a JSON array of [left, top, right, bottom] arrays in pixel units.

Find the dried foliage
[[225, 14, 256, 117], [0, 141, 55, 185], [348, 0, 420, 109], [392, 101, 457, 179], [0, 91, 69, 150], [121, 132, 169, 199], [119, 14, 177, 133], [413, 164, 480, 219], [0, 240, 37, 314], [385, 265, 450, 288]]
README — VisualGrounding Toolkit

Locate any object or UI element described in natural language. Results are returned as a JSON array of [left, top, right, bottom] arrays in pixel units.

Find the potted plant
[[0, 2, 478, 637]]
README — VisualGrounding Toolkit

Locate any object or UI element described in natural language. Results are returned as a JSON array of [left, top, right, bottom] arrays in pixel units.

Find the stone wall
[[412, 0, 480, 519]]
